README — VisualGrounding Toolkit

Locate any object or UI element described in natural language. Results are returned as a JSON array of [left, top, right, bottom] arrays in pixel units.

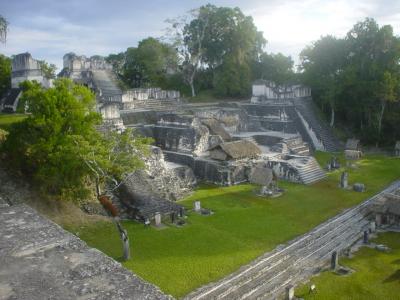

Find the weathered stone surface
[[0, 204, 172, 300]]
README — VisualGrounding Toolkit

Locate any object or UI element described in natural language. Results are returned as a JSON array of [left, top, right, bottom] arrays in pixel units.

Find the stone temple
[[1, 53, 53, 112]]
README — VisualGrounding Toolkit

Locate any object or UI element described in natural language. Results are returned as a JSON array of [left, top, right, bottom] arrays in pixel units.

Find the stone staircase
[[185, 181, 400, 300], [296, 157, 326, 184], [127, 98, 180, 111], [284, 137, 310, 156], [294, 98, 342, 152], [91, 70, 123, 103]]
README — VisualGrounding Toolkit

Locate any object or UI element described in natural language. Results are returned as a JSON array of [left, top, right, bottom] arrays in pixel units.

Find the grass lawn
[[65, 153, 400, 298], [0, 113, 27, 130], [296, 231, 400, 300]]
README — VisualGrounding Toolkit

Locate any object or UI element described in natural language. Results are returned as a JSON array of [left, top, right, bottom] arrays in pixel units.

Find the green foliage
[[300, 18, 400, 144], [67, 154, 400, 297], [296, 232, 400, 299], [0, 54, 11, 97], [38, 60, 57, 79], [254, 52, 295, 85], [1, 79, 150, 200], [108, 38, 179, 89], [213, 54, 251, 97]]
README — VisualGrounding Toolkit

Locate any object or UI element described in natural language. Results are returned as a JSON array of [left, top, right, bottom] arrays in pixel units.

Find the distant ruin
[[1, 53, 52, 112]]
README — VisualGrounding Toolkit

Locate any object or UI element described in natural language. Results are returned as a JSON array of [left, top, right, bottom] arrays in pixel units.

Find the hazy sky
[[1, 0, 399, 69]]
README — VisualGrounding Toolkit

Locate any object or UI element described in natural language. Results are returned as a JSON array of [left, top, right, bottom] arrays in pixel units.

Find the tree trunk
[[190, 80, 196, 97], [377, 100, 386, 140], [330, 105, 335, 127]]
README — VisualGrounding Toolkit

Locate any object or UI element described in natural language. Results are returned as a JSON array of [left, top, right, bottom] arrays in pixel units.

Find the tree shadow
[[391, 259, 400, 265], [382, 269, 400, 283]]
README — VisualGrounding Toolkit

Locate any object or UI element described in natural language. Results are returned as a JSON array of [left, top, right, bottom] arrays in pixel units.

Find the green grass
[[296, 232, 400, 300], [0, 113, 27, 130], [65, 154, 400, 298]]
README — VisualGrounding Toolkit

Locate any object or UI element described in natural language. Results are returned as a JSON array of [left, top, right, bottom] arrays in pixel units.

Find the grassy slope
[[0, 113, 27, 130], [296, 232, 400, 300], [66, 153, 400, 298]]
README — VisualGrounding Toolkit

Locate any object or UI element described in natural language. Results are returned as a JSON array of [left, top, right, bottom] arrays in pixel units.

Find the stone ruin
[[1, 53, 344, 223], [369, 188, 400, 227], [395, 141, 400, 157], [1, 53, 53, 112], [345, 138, 362, 160]]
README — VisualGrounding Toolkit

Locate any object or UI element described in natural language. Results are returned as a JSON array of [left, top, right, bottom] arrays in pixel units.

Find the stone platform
[[0, 202, 172, 300]]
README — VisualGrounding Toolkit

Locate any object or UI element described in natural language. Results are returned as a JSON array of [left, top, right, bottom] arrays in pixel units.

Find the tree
[[1, 78, 151, 260], [0, 54, 11, 97], [255, 53, 294, 85], [300, 36, 346, 127], [377, 71, 398, 140], [0, 15, 8, 44], [38, 60, 57, 79], [166, 6, 211, 97]]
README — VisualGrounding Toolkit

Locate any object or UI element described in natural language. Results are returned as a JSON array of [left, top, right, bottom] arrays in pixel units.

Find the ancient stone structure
[[340, 172, 348, 189], [1, 53, 52, 112], [251, 80, 311, 101], [209, 140, 261, 161], [395, 141, 400, 157], [0, 202, 171, 300], [59, 53, 124, 129], [122, 88, 181, 110], [369, 188, 400, 226], [345, 139, 362, 160]]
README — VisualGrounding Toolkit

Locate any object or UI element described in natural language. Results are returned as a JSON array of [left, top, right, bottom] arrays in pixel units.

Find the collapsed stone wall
[[123, 147, 196, 201]]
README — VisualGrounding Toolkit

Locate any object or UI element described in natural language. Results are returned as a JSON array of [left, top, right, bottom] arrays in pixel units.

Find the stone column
[[370, 221, 376, 233], [331, 251, 338, 270], [155, 212, 162, 227], [340, 172, 348, 189], [375, 214, 382, 227], [194, 201, 201, 212], [285, 285, 294, 300], [363, 230, 369, 244]]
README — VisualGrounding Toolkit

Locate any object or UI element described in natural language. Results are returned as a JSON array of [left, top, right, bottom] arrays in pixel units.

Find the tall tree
[[300, 36, 346, 127], [0, 15, 8, 44], [166, 6, 211, 97], [0, 54, 11, 97], [255, 53, 294, 85]]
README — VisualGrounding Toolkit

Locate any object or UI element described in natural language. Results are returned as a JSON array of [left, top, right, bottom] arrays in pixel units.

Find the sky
[[1, 0, 399, 70]]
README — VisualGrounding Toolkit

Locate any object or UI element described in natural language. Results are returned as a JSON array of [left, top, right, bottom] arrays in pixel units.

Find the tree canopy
[[300, 18, 400, 144], [1, 78, 150, 200]]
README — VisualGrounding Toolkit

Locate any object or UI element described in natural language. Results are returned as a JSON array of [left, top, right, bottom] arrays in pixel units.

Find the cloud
[[0, 0, 399, 69]]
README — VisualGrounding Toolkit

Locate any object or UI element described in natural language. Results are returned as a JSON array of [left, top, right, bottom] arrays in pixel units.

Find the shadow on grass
[[391, 259, 400, 265], [382, 269, 400, 283]]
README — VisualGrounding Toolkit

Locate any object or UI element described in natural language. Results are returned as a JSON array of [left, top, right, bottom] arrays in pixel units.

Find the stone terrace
[[0, 201, 172, 300]]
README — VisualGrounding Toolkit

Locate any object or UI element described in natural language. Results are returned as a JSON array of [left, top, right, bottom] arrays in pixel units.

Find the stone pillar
[[194, 201, 201, 212], [179, 207, 185, 218], [340, 172, 348, 189], [285, 285, 294, 300], [170, 212, 176, 224], [155, 212, 162, 227], [363, 230, 369, 244], [375, 214, 382, 227], [331, 251, 338, 270], [370, 221, 376, 233]]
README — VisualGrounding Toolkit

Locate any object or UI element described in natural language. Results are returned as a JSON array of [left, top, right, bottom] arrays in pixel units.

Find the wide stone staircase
[[91, 70, 123, 102], [127, 98, 180, 111], [185, 181, 400, 300], [296, 157, 326, 184], [284, 137, 310, 156], [294, 98, 342, 152]]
